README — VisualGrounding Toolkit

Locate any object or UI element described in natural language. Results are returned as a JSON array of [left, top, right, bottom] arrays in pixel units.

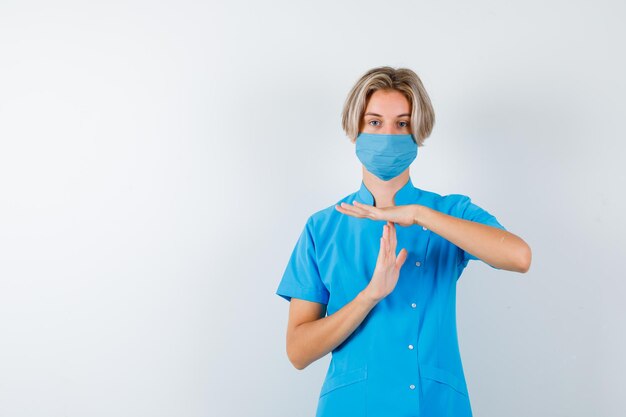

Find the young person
[[276, 66, 531, 417]]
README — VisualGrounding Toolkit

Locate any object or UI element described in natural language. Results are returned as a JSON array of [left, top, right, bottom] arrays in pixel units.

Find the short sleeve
[[275, 216, 330, 304], [450, 194, 507, 270]]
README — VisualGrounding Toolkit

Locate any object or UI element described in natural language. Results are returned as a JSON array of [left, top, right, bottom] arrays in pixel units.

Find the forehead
[[364, 89, 411, 115]]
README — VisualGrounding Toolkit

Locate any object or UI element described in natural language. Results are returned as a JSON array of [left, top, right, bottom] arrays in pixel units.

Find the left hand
[[335, 201, 419, 227]]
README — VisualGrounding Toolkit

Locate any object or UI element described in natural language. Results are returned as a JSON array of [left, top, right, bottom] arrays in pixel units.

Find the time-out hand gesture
[[362, 221, 408, 303]]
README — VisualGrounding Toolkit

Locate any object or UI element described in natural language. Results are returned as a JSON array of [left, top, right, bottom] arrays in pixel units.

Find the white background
[[1, 1, 624, 416]]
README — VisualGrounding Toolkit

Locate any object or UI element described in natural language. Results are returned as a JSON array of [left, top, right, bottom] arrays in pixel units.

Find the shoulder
[[303, 190, 359, 236], [308, 192, 356, 224], [425, 189, 504, 227], [413, 186, 471, 215], [437, 192, 473, 215]]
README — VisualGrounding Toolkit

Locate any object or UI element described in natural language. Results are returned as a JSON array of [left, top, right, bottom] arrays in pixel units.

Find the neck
[[362, 168, 410, 208]]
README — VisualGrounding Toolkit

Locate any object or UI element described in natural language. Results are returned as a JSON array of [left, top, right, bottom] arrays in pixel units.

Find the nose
[[379, 126, 404, 135]]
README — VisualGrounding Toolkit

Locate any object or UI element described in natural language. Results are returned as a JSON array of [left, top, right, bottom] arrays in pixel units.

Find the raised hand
[[362, 221, 408, 303]]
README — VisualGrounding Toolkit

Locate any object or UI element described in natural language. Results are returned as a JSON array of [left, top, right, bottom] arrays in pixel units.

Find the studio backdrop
[[0, 1, 624, 416]]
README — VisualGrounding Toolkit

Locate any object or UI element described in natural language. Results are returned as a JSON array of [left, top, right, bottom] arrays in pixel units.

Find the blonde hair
[[341, 66, 435, 147]]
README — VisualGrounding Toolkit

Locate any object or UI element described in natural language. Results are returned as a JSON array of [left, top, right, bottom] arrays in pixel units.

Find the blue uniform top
[[275, 176, 507, 417]]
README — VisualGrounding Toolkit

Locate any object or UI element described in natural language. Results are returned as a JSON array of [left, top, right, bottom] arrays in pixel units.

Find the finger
[[354, 201, 380, 220], [388, 221, 397, 254], [341, 201, 368, 211], [353, 201, 372, 209], [382, 225, 390, 261], [387, 221, 398, 255], [382, 232, 389, 265], [377, 236, 385, 263], [377, 225, 388, 263], [335, 204, 365, 218], [343, 202, 371, 217], [382, 234, 388, 260], [395, 248, 408, 269], [385, 226, 393, 262], [338, 202, 358, 214], [367, 207, 382, 220]]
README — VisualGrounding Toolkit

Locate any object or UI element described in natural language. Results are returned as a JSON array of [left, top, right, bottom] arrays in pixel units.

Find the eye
[[368, 120, 381, 127], [399, 121, 409, 128]]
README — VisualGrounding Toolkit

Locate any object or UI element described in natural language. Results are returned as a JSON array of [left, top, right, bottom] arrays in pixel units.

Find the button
[[422, 226, 427, 231], [408, 344, 414, 350], [415, 261, 421, 267], [411, 302, 417, 308], [409, 384, 416, 390]]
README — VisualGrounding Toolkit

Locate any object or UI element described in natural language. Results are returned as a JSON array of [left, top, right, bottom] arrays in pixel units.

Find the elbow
[[514, 243, 532, 273], [287, 348, 308, 370], [290, 359, 307, 371], [286, 338, 309, 370]]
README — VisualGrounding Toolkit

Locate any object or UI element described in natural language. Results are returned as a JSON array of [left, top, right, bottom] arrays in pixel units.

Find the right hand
[[362, 221, 408, 303]]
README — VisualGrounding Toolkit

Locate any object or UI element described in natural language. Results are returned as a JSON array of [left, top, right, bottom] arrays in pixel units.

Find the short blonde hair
[[341, 66, 435, 146]]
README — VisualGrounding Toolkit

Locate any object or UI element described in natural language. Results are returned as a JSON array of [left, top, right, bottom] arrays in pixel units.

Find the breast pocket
[[419, 364, 472, 417], [316, 368, 367, 417]]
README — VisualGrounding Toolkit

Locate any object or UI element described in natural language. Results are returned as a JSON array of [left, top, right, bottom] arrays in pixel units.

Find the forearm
[[412, 205, 531, 272], [288, 291, 378, 370]]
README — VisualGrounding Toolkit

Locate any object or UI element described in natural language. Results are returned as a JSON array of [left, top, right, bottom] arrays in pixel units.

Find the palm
[[366, 221, 408, 301]]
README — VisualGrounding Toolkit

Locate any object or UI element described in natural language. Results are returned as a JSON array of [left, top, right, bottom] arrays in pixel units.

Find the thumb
[[395, 248, 408, 269]]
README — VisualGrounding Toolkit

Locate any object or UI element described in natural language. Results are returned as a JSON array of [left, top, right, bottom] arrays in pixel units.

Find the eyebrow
[[364, 112, 411, 117]]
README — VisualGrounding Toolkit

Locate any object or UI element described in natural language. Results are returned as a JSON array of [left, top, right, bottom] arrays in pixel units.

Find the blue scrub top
[[276, 176, 507, 417]]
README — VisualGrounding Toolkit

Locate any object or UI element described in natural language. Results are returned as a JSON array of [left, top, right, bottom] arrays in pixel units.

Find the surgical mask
[[355, 132, 418, 181]]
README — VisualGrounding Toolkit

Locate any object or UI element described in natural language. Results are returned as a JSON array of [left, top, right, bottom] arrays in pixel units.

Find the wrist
[[412, 204, 425, 226], [358, 288, 380, 308]]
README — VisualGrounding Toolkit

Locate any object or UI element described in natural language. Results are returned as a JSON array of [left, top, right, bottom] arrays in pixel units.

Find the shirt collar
[[356, 176, 419, 206]]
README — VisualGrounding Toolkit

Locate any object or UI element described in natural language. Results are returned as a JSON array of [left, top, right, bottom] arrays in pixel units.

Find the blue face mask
[[355, 132, 418, 181]]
